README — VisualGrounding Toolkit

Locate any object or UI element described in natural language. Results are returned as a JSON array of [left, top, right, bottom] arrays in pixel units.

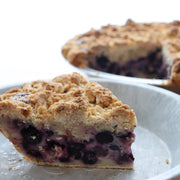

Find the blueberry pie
[[0, 73, 136, 169], [62, 19, 180, 84]]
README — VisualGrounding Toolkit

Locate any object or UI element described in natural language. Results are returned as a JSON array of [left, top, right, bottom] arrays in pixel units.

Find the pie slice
[[62, 19, 180, 84], [0, 72, 136, 169]]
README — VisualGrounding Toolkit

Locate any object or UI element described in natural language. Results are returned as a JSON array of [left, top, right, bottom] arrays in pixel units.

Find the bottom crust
[[27, 157, 133, 169], [36, 162, 133, 169]]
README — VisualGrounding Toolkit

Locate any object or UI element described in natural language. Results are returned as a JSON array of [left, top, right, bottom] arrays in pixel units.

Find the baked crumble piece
[[0, 73, 136, 169], [62, 19, 180, 84]]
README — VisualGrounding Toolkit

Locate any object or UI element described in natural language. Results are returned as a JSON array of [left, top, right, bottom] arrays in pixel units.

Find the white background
[[0, 0, 180, 86]]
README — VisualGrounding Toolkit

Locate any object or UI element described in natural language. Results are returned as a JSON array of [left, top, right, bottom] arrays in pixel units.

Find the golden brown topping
[[171, 20, 180, 26], [125, 19, 135, 26], [0, 73, 136, 135], [167, 27, 179, 37]]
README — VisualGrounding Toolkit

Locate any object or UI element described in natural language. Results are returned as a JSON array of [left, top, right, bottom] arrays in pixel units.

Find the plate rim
[[83, 68, 170, 85]]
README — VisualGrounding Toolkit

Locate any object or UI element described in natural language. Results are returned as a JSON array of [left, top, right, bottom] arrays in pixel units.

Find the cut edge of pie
[[0, 72, 136, 169]]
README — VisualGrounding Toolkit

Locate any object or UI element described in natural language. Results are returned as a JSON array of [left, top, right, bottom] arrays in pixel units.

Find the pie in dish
[[62, 19, 180, 85], [0, 73, 136, 169]]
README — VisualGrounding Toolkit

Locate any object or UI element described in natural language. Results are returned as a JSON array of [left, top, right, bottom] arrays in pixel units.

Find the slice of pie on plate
[[0, 72, 136, 169]]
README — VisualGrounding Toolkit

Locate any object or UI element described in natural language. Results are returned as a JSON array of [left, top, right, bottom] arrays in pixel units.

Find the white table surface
[[0, 0, 180, 86]]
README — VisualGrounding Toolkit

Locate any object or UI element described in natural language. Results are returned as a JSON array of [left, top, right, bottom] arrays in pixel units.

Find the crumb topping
[[0, 73, 136, 137]]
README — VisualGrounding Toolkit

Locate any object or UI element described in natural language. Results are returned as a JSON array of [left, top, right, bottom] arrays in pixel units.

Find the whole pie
[[0, 73, 136, 169], [62, 19, 180, 85]]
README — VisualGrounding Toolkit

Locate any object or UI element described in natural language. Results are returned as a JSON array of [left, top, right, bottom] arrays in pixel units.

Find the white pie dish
[[78, 67, 180, 94], [62, 53, 180, 94], [0, 78, 180, 180]]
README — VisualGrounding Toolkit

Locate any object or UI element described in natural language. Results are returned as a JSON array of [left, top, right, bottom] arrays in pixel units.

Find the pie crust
[[0, 73, 136, 169]]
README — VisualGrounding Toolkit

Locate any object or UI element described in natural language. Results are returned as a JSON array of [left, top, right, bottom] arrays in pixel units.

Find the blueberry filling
[[8, 119, 135, 166], [27, 149, 42, 158], [117, 154, 134, 165], [119, 132, 133, 139], [92, 49, 169, 79], [109, 144, 120, 151], [59, 156, 70, 162], [67, 142, 85, 159], [45, 130, 54, 137], [96, 55, 110, 69], [21, 125, 42, 145], [95, 131, 113, 144], [82, 150, 98, 164], [45, 140, 64, 150], [93, 146, 108, 157]]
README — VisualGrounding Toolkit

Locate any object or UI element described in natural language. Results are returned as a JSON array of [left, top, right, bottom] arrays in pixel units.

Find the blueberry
[[67, 142, 85, 159], [21, 125, 42, 145], [95, 131, 113, 144], [118, 153, 134, 164], [137, 57, 145, 62], [45, 140, 64, 150], [13, 119, 24, 128], [94, 146, 108, 157], [27, 149, 42, 158], [96, 56, 110, 69], [68, 142, 85, 151], [140, 63, 149, 73], [158, 66, 168, 79], [45, 130, 54, 137], [148, 50, 158, 61], [74, 152, 82, 160], [126, 72, 133, 77], [59, 156, 70, 162], [22, 139, 29, 149], [109, 144, 120, 151], [68, 148, 82, 159], [82, 150, 98, 164], [152, 58, 162, 69], [83, 139, 94, 144], [119, 132, 132, 140], [107, 62, 118, 74], [127, 60, 136, 68], [121, 66, 127, 72]]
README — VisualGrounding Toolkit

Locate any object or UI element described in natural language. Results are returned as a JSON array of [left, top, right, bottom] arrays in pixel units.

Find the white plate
[[0, 79, 180, 180]]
